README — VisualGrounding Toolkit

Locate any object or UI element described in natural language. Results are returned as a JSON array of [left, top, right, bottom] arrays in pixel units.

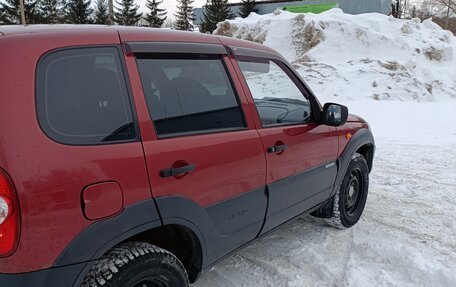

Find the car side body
[[0, 25, 374, 286]]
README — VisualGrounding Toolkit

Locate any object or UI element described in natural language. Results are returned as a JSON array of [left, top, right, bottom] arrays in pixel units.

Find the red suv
[[0, 26, 374, 287]]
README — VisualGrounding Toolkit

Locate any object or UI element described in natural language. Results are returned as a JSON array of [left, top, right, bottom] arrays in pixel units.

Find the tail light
[[0, 169, 20, 257]]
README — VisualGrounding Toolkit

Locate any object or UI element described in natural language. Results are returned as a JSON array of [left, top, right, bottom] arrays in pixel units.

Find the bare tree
[[414, 0, 455, 33], [416, 0, 435, 19], [19, 0, 26, 24], [431, 0, 455, 29], [162, 17, 173, 28]]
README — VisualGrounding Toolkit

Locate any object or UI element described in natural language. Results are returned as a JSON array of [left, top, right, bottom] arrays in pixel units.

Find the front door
[[131, 50, 267, 264], [236, 57, 338, 234]]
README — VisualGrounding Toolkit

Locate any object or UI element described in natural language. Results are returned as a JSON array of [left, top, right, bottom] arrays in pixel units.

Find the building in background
[[194, 0, 392, 26]]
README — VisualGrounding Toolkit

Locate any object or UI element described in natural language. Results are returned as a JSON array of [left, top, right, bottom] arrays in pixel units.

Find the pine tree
[[37, 0, 62, 24], [239, 0, 258, 18], [174, 0, 195, 31], [114, 0, 142, 26], [94, 0, 109, 24], [65, 0, 93, 24], [200, 0, 234, 33], [0, 0, 39, 24], [145, 0, 167, 28]]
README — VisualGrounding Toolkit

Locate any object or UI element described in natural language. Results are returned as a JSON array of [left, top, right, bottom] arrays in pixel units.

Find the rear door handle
[[267, 144, 288, 153], [160, 164, 196, 178]]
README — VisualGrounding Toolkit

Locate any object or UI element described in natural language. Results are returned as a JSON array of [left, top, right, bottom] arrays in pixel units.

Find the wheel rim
[[133, 276, 174, 287], [344, 168, 363, 216]]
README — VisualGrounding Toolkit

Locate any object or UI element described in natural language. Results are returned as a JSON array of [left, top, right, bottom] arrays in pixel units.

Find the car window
[[238, 59, 312, 127], [136, 54, 246, 137], [36, 47, 136, 145]]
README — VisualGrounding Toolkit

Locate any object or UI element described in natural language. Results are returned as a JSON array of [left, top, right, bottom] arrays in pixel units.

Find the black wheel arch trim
[[331, 128, 375, 199], [54, 199, 162, 267]]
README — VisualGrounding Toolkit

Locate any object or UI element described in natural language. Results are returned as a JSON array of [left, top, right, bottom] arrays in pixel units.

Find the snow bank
[[215, 9, 456, 102]]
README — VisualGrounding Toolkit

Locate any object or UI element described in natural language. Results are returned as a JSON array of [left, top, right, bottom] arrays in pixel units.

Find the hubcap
[[344, 168, 363, 216]]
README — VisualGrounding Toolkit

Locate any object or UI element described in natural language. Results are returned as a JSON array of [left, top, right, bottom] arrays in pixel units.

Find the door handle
[[160, 164, 196, 178], [267, 144, 288, 153]]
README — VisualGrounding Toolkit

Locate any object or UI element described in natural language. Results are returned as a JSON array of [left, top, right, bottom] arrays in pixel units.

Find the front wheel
[[313, 153, 369, 228]]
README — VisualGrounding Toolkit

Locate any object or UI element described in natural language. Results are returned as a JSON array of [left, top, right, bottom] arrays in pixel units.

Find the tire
[[312, 153, 369, 229], [81, 241, 189, 287]]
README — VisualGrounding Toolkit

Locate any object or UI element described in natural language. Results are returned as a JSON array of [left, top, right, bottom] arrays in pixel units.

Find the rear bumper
[[0, 262, 86, 287]]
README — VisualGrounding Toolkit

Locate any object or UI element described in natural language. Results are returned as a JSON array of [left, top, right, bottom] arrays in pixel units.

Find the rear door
[[126, 43, 267, 264], [235, 56, 338, 234]]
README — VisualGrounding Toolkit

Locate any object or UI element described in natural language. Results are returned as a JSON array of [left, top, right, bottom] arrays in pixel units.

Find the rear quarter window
[[36, 47, 136, 145]]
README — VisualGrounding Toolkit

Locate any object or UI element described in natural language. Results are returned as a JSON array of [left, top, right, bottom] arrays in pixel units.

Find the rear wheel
[[312, 153, 369, 228], [81, 241, 189, 287]]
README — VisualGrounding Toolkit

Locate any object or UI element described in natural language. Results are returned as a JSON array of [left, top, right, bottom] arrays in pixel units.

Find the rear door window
[[36, 47, 136, 145], [136, 54, 246, 138]]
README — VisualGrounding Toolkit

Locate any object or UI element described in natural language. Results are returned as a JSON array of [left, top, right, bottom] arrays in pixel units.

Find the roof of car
[[0, 25, 275, 53], [0, 25, 102, 35]]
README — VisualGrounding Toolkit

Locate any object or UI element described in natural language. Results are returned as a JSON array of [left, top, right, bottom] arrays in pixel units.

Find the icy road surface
[[194, 142, 456, 287]]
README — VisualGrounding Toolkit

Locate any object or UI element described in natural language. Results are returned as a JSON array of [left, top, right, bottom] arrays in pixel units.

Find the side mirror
[[323, 103, 349, 126]]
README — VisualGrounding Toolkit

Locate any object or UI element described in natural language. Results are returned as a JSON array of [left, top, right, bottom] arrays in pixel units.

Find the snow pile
[[215, 9, 456, 102]]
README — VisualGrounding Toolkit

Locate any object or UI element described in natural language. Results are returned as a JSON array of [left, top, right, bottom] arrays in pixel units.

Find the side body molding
[[331, 128, 375, 198]]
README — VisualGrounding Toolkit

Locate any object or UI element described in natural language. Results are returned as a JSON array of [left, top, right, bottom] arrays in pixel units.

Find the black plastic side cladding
[[260, 162, 337, 234], [0, 262, 87, 287], [156, 186, 267, 269], [205, 187, 267, 236]]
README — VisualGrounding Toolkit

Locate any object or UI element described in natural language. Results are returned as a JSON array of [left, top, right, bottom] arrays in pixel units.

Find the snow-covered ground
[[193, 9, 456, 287], [194, 135, 456, 287]]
